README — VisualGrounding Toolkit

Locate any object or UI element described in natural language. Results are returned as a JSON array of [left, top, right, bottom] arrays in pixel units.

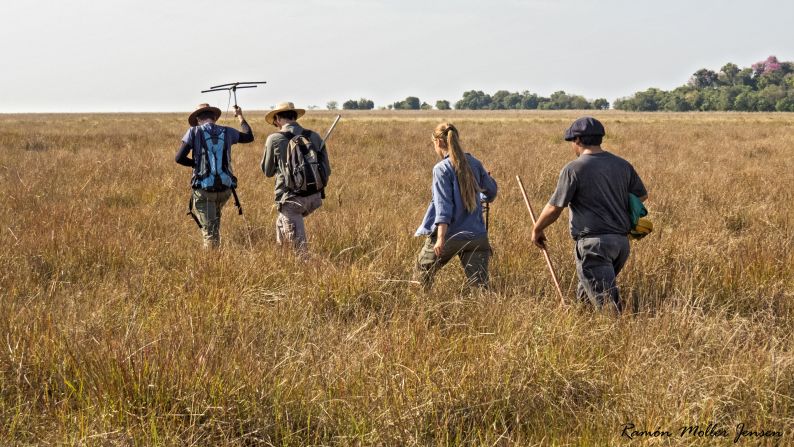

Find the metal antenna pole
[[516, 175, 566, 305]]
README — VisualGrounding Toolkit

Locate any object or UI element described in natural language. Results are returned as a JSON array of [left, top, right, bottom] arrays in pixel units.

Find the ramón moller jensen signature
[[620, 422, 784, 443]]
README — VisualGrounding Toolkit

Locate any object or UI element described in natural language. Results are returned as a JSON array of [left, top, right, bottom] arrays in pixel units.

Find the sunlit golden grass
[[0, 110, 792, 445]]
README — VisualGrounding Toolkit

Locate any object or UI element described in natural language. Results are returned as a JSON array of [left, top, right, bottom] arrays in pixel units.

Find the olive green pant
[[415, 235, 492, 290], [193, 188, 232, 249]]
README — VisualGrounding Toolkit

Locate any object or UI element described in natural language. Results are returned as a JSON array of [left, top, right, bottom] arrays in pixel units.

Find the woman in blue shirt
[[415, 123, 498, 290]]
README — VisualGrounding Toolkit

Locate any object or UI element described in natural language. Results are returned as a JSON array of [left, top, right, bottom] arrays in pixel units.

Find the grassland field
[[0, 110, 792, 445]]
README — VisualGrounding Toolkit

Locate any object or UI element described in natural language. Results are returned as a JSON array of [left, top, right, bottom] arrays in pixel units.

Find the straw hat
[[188, 103, 222, 126], [265, 102, 305, 126]]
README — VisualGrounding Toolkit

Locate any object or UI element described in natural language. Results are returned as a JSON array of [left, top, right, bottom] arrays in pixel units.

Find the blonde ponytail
[[433, 123, 481, 213]]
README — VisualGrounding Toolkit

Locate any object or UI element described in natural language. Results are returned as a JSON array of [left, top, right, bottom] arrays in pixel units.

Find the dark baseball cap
[[564, 116, 605, 141]]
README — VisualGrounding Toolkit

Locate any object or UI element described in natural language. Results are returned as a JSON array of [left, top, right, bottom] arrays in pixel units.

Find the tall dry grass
[[0, 110, 792, 445]]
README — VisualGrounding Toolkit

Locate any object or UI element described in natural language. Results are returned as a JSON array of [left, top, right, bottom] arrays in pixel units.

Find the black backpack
[[281, 130, 328, 196]]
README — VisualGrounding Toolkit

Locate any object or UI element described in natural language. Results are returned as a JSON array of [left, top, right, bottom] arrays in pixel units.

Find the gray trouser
[[276, 193, 323, 255], [415, 235, 492, 290], [574, 234, 630, 311], [193, 188, 232, 249]]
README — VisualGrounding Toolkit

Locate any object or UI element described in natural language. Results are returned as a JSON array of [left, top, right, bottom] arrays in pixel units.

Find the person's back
[[263, 121, 328, 204], [553, 151, 644, 239], [422, 153, 495, 241]]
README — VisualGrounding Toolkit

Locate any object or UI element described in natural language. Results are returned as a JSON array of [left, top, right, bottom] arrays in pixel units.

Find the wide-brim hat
[[188, 103, 222, 126], [564, 116, 605, 141], [265, 102, 306, 126]]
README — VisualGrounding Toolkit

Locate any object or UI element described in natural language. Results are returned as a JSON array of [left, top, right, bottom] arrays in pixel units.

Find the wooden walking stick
[[516, 175, 565, 305]]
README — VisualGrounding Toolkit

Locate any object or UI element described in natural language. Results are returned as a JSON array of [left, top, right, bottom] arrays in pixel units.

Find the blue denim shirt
[[415, 153, 498, 240]]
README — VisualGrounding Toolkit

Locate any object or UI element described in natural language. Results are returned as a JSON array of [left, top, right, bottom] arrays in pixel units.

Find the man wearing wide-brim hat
[[261, 102, 331, 256], [176, 103, 254, 248], [531, 116, 648, 313]]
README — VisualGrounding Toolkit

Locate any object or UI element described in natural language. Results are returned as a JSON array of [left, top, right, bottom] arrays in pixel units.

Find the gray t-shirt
[[549, 151, 647, 239]]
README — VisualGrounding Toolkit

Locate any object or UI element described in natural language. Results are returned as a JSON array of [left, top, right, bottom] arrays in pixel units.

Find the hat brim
[[564, 132, 604, 142], [265, 108, 306, 126], [188, 106, 222, 126]]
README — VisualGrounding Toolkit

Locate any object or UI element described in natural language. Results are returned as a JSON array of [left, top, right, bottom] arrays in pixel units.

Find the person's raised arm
[[234, 106, 254, 144]]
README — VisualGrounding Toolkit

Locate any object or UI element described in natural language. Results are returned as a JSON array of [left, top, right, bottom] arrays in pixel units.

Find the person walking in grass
[[175, 103, 254, 249], [415, 123, 498, 290], [261, 102, 331, 257], [531, 117, 648, 312]]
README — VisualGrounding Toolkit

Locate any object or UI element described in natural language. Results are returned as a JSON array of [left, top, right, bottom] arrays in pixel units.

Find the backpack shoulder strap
[[192, 126, 202, 146], [280, 131, 295, 140], [299, 129, 315, 148]]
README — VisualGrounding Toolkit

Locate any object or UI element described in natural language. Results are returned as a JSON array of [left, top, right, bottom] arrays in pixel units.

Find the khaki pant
[[276, 193, 323, 256], [193, 188, 232, 249], [415, 235, 491, 290]]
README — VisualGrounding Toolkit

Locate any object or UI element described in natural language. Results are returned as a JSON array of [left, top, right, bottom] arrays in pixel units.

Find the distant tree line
[[614, 56, 794, 112], [454, 90, 608, 110], [341, 98, 375, 110], [393, 96, 421, 110], [331, 92, 607, 111]]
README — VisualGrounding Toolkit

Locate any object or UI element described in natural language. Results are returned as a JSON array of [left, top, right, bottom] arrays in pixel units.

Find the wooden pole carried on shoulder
[[321, 115, 342, 149], [516, 175, 566, 305]]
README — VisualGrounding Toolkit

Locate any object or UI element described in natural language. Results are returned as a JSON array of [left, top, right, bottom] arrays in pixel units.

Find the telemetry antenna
[[201, 81, 267, 108]]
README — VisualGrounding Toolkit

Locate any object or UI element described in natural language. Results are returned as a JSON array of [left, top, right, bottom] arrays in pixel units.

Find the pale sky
[[2, 0, 792, 112]]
